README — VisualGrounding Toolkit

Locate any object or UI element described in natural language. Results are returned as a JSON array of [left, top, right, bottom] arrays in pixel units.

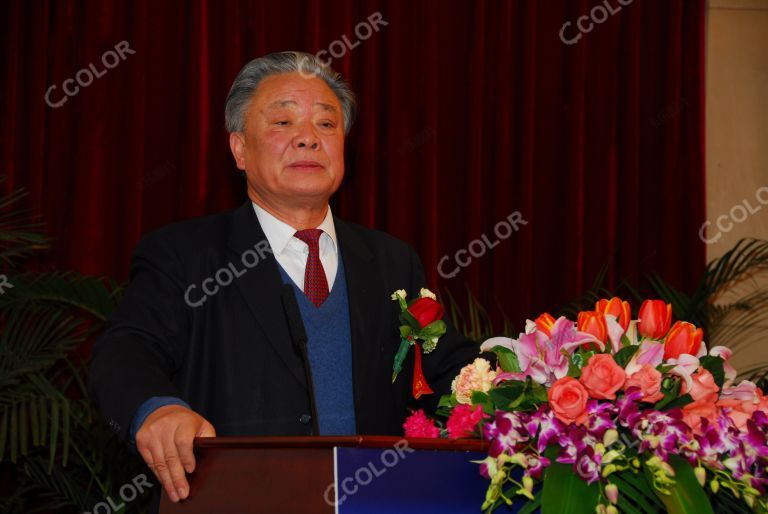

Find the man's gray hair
[[225, 51, 357, 135]]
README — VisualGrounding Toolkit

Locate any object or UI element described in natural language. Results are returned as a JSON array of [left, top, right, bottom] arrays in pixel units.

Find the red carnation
[[403, 409, 440, 438], [446, 404, 485, 439]]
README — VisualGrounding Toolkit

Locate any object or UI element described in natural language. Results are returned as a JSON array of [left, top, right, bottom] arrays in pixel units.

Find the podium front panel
[[158, 437, 517, 514]]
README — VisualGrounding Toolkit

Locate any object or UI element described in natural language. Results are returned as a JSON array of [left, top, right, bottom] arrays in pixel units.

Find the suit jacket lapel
[[227, 202, 306, 387], [335, 217, 382, 411]]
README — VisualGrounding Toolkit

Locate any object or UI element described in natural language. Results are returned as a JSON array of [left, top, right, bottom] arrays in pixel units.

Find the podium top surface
[[193, 435, 486, 451]]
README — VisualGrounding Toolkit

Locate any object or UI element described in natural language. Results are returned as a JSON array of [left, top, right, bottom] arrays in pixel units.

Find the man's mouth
[[288, 160, 324, 169]]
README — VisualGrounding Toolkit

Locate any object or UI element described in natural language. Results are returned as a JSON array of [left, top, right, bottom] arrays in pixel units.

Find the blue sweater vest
[[278, 258, 356, 435]]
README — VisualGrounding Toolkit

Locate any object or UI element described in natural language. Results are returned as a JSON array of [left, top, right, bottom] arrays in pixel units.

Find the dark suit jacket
[[88, 202, 480, 442]]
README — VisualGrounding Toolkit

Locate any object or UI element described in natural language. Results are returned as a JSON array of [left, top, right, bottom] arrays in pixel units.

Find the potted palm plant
[[0, 177, 151, 514]]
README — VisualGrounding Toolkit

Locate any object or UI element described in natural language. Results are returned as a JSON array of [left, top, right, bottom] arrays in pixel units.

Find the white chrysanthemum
[[390, 289, 407, 301], [419, 288, 437, 300]]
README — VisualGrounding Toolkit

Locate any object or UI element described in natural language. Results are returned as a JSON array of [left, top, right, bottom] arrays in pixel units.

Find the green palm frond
[[0, 304, 87, 388], [557, 263, 615, 319], [646, 239, 768, 364], [443, 287, 497, 342], [701, 239, 768, 300], [0, 272, 123, 321], [706, 289, 768, 347], [23, 456, 92, 511], [0, 482, 38, 514], [0, 376, 74, 469], [0, 177, 145, 511], [647, 273, 695, 324], [0, 177, 51, 269]]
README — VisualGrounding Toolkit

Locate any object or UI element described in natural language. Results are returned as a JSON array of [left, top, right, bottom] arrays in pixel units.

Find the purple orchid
[[484, 411, 529, 458]]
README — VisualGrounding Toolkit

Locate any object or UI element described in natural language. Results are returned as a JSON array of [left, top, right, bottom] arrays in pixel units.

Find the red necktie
[[294, 229, 330, 307]]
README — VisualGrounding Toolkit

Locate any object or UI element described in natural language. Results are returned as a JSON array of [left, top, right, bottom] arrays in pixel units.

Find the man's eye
[[319, 121, 336, 129], [275, 120, 289, 126]]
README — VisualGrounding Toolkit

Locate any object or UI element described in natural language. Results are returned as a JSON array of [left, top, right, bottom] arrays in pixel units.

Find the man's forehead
[[265, 99, 339, 113], [254, 73, 341, 111]]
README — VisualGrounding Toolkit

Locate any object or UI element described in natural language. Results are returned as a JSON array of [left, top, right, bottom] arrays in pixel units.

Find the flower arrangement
[[391, 288, 447, 398], [403, 298, 768, 514]]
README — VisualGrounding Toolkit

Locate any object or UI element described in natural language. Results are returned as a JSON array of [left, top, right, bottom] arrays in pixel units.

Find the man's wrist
[[130, 396, 191, 443]]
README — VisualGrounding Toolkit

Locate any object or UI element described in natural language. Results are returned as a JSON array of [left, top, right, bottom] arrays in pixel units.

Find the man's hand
[[135, 404, 216, 503]]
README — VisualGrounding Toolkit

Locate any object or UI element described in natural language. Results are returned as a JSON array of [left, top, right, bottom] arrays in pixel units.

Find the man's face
[[230, 72, 345, 209]]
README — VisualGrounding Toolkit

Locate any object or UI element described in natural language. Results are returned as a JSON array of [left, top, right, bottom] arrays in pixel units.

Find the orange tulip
[[664, 321, 704, 361], [535, 312, 556, 337], [637, 300, 672, 340], [577, 311, 608, 348], [595, 297, 631, 332]]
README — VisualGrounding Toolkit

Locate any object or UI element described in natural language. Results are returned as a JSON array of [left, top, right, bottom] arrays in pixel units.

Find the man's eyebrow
[[315, 102, 338, 113]]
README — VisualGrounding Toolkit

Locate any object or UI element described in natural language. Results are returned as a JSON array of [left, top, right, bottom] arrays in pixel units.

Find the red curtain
[[0, 0, 706, 327]]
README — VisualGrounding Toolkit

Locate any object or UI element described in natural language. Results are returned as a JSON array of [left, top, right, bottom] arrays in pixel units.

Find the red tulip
[[535, 312, 556, 336], [595, 297, 631, 332], [577, 311, 608, 349], [664, 321, 704, 360], [637, 300, 672, 340]]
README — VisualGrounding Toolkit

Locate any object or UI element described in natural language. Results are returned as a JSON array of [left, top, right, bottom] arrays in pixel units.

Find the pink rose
[[446, 404, 485, 439], [681, 368, 719, 404], [625, 364, 664, 403], [579, 354, 626, 400], [682, 399, 719, 434], [548, 377, 589, 425], [403, 410, 440, 438]]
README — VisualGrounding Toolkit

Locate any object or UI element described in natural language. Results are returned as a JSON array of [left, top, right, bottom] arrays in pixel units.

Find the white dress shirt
[[252, 203, 339, 292]]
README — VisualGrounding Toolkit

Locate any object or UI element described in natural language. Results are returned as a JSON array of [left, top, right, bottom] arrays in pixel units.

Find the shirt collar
[[251, 202, 338, 256]]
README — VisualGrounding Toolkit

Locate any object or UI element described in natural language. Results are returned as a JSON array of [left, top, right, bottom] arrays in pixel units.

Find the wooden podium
[[158, 436, 489, 514]]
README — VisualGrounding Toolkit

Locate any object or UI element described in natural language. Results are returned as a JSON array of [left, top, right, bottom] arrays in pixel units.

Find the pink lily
[[481, 335, 552, 385], [604, 314, 625, 354], [666, 354, 700, 391], [719, 380, 759, 403], [549, 316, 605, 354], [709, 346, 737, 383], [625, 340, 664, 375], [481, 317, 601, 387]]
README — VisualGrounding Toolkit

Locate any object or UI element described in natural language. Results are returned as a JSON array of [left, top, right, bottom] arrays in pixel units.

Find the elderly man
[[88, 51, 479, 505]]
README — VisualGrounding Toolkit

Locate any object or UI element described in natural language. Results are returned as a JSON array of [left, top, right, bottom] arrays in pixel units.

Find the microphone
[[280, 284, 319, 435]]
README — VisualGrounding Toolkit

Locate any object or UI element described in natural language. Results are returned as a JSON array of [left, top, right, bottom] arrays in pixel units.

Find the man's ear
[[229, 132, 247, 170]]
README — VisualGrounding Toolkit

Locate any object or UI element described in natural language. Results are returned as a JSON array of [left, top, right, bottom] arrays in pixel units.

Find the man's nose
[[297, 140, 319, 150], [293, 123, 320, 150]]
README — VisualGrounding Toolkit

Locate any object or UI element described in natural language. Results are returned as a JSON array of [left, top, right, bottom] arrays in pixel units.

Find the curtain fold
[[0, 0, 706, 328]]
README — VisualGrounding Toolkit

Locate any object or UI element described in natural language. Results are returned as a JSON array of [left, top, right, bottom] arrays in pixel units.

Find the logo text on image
[[559, 0, 633, 46], [298, 12, 388, 78], [81, 473, 153, 514], [323, 440, 415, 507], [699, 185, 768, 244], [438, 212, 527, 279], [45, 40, 135, 108], [0, 274, 13, 295], [184, 241, 272, 308]]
